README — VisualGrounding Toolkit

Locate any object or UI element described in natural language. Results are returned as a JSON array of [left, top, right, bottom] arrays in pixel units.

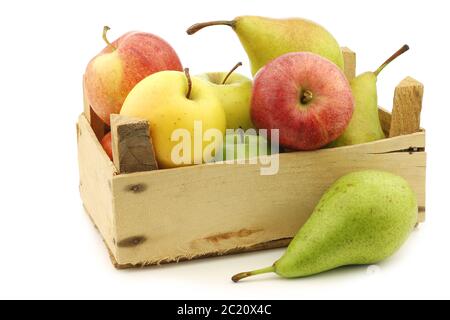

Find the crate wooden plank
[[110, 136, 426, 267], [379, 107, 393, 135], [78, 100, 426, 268], [325, 130, 424, 154], [342, 47, 356, 80], [110, 114, 158, 174], [389, 77, 426, 221], [78, 114, 118, 257], [390, 77, 424, 137]]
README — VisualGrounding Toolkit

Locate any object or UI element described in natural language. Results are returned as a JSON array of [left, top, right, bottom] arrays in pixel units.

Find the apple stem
[[300, 90, 314, 105], [232, 266, 276, 283], [184, 68, 193, 99], [222, 62, 243, 85], [374, 44, 410, 76], [186, 20, 236, 35], [102, 26, 117, 51]]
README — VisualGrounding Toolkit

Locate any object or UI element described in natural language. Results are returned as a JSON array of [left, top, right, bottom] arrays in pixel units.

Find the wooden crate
[[77, 48, 426, 269]]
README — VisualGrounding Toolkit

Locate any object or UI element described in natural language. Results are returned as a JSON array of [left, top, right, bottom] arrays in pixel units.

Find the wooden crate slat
[[390, 77, 424, 137], [78, 114, 117, 257], [111, 139, 426, 267], [110, 114, 158, 174], [342, 47, 356, 80]]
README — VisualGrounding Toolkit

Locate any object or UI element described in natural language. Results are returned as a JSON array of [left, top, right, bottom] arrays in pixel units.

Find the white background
[[0, 0, 449, 300]]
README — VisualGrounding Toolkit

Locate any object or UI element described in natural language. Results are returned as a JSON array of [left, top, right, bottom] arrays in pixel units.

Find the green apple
[[197, 63, 254, 130], [215, 130, 271, 162], [121, 69, 226, 169]]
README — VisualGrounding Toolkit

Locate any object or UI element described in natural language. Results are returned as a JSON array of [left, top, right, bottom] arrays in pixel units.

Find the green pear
[[187, 16, 344, 76], [232, 170, 418, 282], [197, 62, 255, 130], [331, 45, 410, 147]]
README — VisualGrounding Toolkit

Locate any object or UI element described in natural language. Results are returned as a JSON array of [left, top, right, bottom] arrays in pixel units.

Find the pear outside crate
[[77, 48, 426, 269]]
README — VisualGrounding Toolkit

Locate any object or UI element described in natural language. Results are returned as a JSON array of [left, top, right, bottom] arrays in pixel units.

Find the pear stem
[[184, 68, 192, 99], [102, 26, 116, 51], [374, 44, 410, 76], [232, 266, 276, 283], [222, 62, 243, 85], [187, 20, 236, 35]]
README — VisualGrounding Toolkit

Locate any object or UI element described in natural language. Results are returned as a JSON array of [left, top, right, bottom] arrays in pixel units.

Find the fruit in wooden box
[[100, 132, 113, 160], [120, 69, 226, 169], [251, 52, 354, 150], [331, 45, 410, 147], [187, 16, 344, 75], [84, 27, 183, 125], [197, 62, 254, 131]]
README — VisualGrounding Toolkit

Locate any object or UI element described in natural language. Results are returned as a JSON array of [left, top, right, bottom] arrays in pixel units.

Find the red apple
[[84, 27, 183, 125], [251, 52, 354, 150], [101, 132, 113, 161]]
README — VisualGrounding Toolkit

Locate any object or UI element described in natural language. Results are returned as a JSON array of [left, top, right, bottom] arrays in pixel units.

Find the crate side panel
[[284, 131, 423, 156], [78, 114, 118, 256], [379, 107, 393, 135], [329, 130, 424, 154], [112, 148, 426, 266]]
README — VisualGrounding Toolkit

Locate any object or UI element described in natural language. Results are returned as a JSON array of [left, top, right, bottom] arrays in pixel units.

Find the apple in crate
[[84, 27, 183, 125], [121, 69, 226, 169], [100, 132, 113, 160], [251, 52, 354, 150], [197, 63, 254, 130]]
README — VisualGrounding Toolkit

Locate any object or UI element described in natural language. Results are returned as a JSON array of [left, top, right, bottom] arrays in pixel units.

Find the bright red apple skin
[[251, 52, 354, 150], [101, 132, 113, 161], [85, 32, 183, 125]]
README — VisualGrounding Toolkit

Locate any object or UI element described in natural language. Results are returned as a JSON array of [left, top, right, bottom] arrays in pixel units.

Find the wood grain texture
[[342, 47, 356, 80], [110, 238, 293, 269], [110, 114, 158, 174], [390, 77, 424, 137], [77, 114, 118, 258], [110, 132, 426, 267], [379, 107, 393, 136], [82, 78, 90, 123]]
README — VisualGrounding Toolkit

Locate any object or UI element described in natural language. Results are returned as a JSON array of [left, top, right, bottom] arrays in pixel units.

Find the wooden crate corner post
[[389, 77, 424, 138], [390, 76, 426, 223], [110, 114, 158, 174], [342, 47, 356, 81]]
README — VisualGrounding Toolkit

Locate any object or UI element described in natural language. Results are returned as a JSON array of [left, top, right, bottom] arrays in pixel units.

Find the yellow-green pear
[[197, 62, 255, 130], [331, 45, 410, 147], [232, 170, 418, 282], [187, 16, 344, 76]]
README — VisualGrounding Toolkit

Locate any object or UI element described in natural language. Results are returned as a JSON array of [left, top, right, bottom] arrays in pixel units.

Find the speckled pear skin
[[234, 16, 345, 75], [330, 72, 386, 147], [275, 170, 418, 278], [329, 45, 410, 148]]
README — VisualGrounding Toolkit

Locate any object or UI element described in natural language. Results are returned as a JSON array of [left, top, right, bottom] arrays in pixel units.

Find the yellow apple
[[120, 70, 226, 169], [197, 70, 254, 130]]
